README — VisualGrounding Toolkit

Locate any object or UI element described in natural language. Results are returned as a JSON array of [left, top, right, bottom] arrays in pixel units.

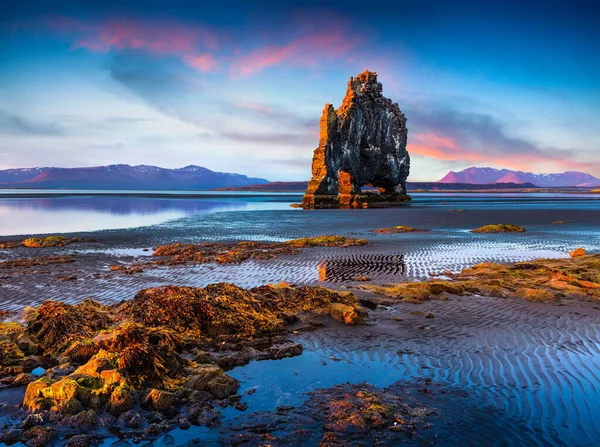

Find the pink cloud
[[409, 132, 594, 173], [229, 26, 362, 78], [28, 16, 220, 74], [42, 16, 220, 55], [183, 54, 218, 72], [14, 14, 368, 79]]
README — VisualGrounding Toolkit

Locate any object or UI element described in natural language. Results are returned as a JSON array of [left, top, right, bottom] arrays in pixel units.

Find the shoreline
[[1, 189, 600, 198]]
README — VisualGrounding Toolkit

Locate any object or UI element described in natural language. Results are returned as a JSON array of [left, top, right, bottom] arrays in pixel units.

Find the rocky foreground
[[0, 282, 367, 446], [1, 253, 599, 446]]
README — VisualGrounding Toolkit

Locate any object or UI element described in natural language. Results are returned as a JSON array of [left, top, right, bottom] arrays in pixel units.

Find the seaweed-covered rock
[[27, 299, 112, 354], [303, 71, 411, 208], [471, 224, 526, 234], [0, 255, 74, 270], [151, 236, 367, 266], [220, 382, 437, 445], [143, 388, 176, 413], [121, 285, 283, 340], [371, 226, 429, 234], [22, 236, 70, 248], [329, 303, 366, 325], [5, 282, 367, 444], [21, 236, 91, 248], [362, 255, 600, 302]]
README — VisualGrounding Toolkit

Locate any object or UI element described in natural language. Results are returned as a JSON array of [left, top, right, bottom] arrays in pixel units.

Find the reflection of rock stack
[[317, 255, 406, 282], [318, 262, 328, 282], [303, 71, 411, 209]]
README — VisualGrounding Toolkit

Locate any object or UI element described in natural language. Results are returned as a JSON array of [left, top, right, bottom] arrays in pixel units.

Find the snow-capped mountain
[[438, 167, 600, 187], [0, 164, 269, 190]]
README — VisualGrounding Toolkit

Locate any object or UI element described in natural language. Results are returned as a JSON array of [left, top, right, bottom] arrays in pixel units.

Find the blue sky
[[1, 0, 599, 181]]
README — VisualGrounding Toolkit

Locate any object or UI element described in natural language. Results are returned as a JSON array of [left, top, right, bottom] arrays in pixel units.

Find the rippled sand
[[1, 202, 599, 310], [224, 295, 600, 446]]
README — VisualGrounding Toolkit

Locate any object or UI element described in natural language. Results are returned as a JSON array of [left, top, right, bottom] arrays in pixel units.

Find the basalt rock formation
[[302, 71, 411, 208]]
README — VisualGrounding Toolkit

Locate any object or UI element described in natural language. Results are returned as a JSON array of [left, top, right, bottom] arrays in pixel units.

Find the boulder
[[330, 303, 366, 325], [21, 426, 56, 447], [12, 372, 35, 386], [184, 364, 239, 398], [569, 247, 586, 257], [24, 377, 54, 411], [65, 434, 100, 447], [0, 428, 22, 444], [60, 340, 99, 364], [108, 385, 134, 414], [143, 388, 176, 413], [206, 373, 240, 399]]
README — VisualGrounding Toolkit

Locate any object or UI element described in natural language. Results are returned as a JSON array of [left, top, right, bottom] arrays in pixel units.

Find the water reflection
[[0, 196, 293, 236], [318, 254, 406, 282]]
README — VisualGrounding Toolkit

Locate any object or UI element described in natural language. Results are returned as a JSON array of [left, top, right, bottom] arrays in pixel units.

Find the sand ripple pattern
[[1, 205, 600, 310], [275, 297, 600, 446]]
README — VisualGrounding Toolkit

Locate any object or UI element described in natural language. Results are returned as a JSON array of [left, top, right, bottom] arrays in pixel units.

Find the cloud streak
[[44, 16, 220, 55], [220, 131, 314, 146], [233, 101, 318, 134], [406, 105, 597, 173], [229, 25, 362, 78], [11, 14, 367, 80], [0, 109, 65, 136], [107, 52, 206, 126], [183, 54, 219, 72]]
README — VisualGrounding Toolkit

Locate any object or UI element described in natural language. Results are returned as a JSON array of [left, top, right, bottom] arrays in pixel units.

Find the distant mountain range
[[217, 181, 538, 192], [2, 164, 597, 191], [0, 165, 269, 190], [438, 167, 600, 187]]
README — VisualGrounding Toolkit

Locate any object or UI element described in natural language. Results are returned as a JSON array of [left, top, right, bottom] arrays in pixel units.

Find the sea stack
[[302, 70, 411, 208]]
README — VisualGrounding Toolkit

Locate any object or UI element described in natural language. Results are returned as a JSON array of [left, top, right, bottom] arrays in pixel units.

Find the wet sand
[[281, 294, 600, 446], [1, 196, 600, 445], [1, 204, 599, 311]]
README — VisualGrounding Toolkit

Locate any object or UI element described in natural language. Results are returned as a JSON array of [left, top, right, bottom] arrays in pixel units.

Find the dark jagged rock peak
[[302, 70, 411, 208]]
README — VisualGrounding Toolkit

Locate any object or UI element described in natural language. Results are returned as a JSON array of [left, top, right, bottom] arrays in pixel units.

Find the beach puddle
[[69, 248, 153, 257]]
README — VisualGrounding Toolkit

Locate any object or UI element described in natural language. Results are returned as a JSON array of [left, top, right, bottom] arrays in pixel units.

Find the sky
[[1, 0, 599, 182]]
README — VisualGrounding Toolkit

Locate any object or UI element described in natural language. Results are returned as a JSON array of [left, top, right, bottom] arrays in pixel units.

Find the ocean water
[[0, 192, 297, 236], [0, 190, 599, 236]]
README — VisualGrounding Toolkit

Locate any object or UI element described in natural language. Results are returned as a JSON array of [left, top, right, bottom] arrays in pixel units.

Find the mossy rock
[[371, 226, 429, 234], [22, 236, 69, 248], [471, 224, 526, 234], [285, 236, 368, 247], [364, 255, 600, 303]]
